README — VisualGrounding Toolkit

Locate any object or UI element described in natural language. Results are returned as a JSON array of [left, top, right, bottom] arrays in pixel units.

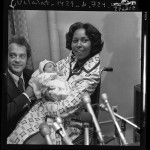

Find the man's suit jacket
[[4, 69, 33, 137]]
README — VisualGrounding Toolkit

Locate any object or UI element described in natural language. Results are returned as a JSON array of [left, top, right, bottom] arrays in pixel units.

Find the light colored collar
[[8, 69, 25, 87], [69, 52, 101, 73]]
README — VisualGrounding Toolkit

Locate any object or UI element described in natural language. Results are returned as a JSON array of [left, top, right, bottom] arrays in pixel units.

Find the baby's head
[[43, 62, 56, 73]]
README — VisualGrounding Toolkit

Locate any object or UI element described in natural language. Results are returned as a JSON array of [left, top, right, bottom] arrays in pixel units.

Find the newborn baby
[[29, 59, 71, 101]]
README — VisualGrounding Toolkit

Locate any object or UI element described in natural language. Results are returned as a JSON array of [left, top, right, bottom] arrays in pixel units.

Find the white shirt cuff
[[22, 92, 31, 102]]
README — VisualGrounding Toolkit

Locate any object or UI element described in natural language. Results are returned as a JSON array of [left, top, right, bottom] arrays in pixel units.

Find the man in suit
[[5, 36, 36, 137]]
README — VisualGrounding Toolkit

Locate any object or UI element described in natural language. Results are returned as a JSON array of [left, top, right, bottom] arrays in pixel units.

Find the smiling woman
[[71, 28, 91, 60], [66, 22, 104, 59]]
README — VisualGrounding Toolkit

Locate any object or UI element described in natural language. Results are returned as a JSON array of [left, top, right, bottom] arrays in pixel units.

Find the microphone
[[101, 93, 128, 145], [99, 103, 108, 112], [39, 122, 53, 145], [80, 111, 92, 145], [55, 116, 66, 135], [51, 121, 73, 145], [82, 93, 105, 145]]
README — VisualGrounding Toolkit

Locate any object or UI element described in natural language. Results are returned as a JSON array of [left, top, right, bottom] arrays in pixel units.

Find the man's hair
[[8, 36, 31, 58]]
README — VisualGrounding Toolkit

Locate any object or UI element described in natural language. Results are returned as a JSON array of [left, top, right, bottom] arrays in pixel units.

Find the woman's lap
[[7, 101, 81, 145]]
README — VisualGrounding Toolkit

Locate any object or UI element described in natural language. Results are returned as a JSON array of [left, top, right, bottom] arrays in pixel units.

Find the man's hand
[[25, 85, 35, 99]]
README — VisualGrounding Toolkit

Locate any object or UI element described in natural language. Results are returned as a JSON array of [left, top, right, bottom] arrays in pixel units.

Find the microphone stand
[[82, 93, 105, 145], [99, 103, 140, 131], [80, 111, 92, 145], [114, 123, 123, 145], [121, 119, 126, 137], [84, 122, 90, 145], [113, 107, 122, 145], [114, 113, 140, 131], [99, 102, 141, 145], [101, 93, 128, 146]]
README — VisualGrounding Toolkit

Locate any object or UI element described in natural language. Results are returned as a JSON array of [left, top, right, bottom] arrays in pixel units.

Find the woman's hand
[[43, 88, 56, 102]]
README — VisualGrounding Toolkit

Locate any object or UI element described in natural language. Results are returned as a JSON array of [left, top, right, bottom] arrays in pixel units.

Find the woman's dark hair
[[8, 35, 31, 58], [66, 22, 104, 56]]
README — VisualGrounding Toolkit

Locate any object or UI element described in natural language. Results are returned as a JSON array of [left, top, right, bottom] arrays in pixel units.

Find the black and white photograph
[[2, 0, 148, 149]]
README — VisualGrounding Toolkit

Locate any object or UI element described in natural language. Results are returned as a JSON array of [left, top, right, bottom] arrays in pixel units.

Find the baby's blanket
[[29, 72, 71, 101]]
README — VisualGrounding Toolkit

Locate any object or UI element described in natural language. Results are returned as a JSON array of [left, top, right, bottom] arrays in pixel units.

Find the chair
[[73, 67, 113, 145]]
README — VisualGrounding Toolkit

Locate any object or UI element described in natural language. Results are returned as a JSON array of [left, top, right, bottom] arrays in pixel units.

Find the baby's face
[[44, 62, 56, 73]]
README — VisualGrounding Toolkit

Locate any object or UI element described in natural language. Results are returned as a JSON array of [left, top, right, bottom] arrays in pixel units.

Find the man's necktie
[[18, 77, 24, 93]]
